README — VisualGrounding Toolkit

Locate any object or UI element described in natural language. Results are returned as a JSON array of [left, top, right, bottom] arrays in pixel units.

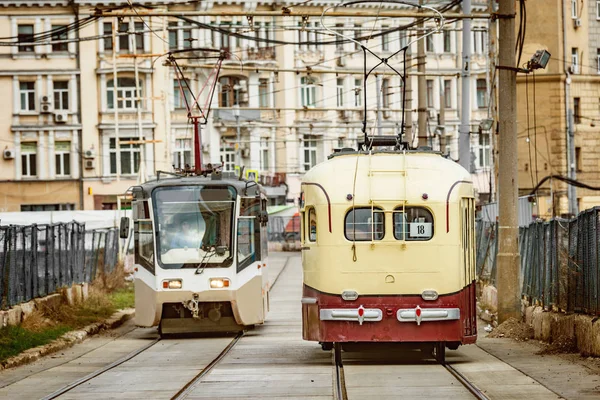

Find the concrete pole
[[488, 0, 498, 202], [417, 3, 428, 148], [376, 74, 383, 136], [439, 78, 446, 155], [112, 21, 121, 181], [131, 23, 147, 184], [236, 114, 241, 169], [459, 0, 472, 170], [497, 0, 521, 323]]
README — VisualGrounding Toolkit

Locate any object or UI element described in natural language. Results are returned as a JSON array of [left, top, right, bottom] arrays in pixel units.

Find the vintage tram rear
[[300, 150, 477, 359], [124, 171, 270, 335]]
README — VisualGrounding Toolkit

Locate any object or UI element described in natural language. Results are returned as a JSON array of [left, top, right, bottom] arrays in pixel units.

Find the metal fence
[[477, 206, 600, 314], [476, 220, 498, 284], [0, 222, 119, 309]]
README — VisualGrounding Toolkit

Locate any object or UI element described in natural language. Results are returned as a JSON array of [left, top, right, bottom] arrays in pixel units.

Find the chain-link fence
[[477, 207, 600, 314], [0, 222, 119, 310], [267, 215, 301, 251]]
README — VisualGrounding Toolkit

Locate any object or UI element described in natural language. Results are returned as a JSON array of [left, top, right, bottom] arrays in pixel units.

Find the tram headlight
[[162, 279, 183, 289], [341, 290, 359, 301], [209, 278, 230, 289], [421, 290, 439, 301]]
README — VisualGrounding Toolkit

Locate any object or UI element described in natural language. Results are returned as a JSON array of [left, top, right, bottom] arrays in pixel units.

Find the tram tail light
[[341, 290, 359, 301], [162, 279, 183, 289], [421, 290, 438, 301], [210, 278, 230, 289]]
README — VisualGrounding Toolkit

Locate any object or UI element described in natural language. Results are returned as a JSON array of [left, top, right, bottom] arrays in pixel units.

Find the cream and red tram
[[124, 171, 270, 336], [300, 149, 477, 359]]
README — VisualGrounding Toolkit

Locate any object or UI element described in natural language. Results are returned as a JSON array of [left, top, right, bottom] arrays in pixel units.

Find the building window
[[55, 141, 71, 176], [51, 25, 68, 52], [426, 34, 434, 53], [300, 76, 316, 107], [571, 48, 579, 74], [303, 135, 317, 171], [21, 142, 37, 177], [576, 146, 582, 171], [103, 22, 113, 51], [597, 0, 600, 19], [572, 0, 578, 18], [597, 49, 600, 73], [382, 78, 390, 108], [18, 24, 34, 52], [476, 79, 487, 108], [53, 81, 69, 110], [20, 82, 35, 111], [182, 25, 192, 49], [574, 97, 581, 124], [173, 79, 192, 109], [335, 23, 344, 51], [259, 79, 269, 107], [21, 204, 74, 211], [173, 138, 191, 169], [168, 22, 178, 50], [478, 133, 490, 168], [345, 208, 385, 241], [400, 31, 407, 49], [110, 137, 141, 175], [443, 30, 451, 53], [426, 79, 434, 108], [354, 78, 362, 107], [336, 78, 345, 107], [354, 24, 362, 50], [107, 77, 141, 111], [444, 79, 452, 108], [117, 21, 144, 53], [381, 26, 390, 51], [220, 147, 235, 171], [260, 138, 269, 171], [219, 76, 243, 107]]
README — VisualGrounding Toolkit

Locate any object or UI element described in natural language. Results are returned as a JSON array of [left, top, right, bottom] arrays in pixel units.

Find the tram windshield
[[153, 185, 236, 269]]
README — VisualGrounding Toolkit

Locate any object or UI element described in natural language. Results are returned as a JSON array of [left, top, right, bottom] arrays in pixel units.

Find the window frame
[[426, 79, 434, 108], [344, 207, 385, 242], [53, 80, 69, 111], [173, 78, 192, 109], [303, 135, 317, 171], [258, 78, 269, 107], [259, 138, 269, 171], [443, 30, 451, 53], [51, 24, 68, 52], [307, 207, 317, 242], [572, 0, 578, 19], [336, 78, 345, 108], [476, 79, 487, 109], [571, 47, 579, 74], [18, 24, 34, 53], [392, 206, 435, 241], [300, 76, 317, 107], [21, 142, 37, 178], [173, 138, 192, 169], [353, 78, 362, 107], [54, 141, 71, 177], [444, 79, 452, 108], [109, 137, 142, 175], [478, 133, 490, 168], [382, 78, 390, 108], [107, 77, 141, 111], [19, 81, 36, 112]]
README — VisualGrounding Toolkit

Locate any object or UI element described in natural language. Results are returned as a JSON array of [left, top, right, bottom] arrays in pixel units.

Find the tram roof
[[302, 150, 473, 204], [130, 172, 264, 199]]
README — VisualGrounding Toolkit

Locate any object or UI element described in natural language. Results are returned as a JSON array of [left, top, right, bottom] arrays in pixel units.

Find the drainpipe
[[70, 0, 84, 210]]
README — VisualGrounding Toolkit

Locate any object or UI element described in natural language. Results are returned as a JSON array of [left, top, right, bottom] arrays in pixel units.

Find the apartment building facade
[[0, 0, 492, 211]]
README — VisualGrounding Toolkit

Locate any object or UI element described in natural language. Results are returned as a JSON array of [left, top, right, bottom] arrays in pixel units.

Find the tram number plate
[[409, 222, 432, 238]]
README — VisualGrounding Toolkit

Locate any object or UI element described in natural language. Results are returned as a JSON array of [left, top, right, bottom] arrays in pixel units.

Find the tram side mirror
[[119, 217, 130, 239], [215, 246, 227, 256]]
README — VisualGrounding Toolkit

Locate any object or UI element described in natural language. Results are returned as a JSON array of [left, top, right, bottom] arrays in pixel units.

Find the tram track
[[333, 344, 347, 400], [442, 362, 489, 400]]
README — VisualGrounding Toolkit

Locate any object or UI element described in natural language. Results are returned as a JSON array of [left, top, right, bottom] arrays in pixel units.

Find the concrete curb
[[0, 308, 135, 371]]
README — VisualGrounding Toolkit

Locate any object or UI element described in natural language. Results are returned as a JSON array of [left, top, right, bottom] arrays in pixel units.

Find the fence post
[[1, 227, 11, 310]]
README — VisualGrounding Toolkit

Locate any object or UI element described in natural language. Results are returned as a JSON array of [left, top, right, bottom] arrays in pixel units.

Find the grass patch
[[0, 265, 135, 364], [0, 325, 71, 363]]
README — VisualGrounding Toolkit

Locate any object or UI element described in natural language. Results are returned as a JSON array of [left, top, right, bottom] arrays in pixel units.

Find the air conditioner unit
[[40, 95, 50, 103], [428, 109, 437, 119], [84, 159, 96, 169], [383, 110, 392, 119], [569, 65, 578, 74], [241, 148, 250, 158], [336, 57, 346, 67], [40, 96, 52, 113], [54, 112, 68, 123], [3, 149, 15, 160], [84, 149, 95, 159], [574, 18, 582, 28]]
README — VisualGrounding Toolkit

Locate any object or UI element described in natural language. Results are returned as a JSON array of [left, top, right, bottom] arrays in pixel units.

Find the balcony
[[212, 108, 261, 122], [246, 47, 276, 61], [297, 109, 326, 121]]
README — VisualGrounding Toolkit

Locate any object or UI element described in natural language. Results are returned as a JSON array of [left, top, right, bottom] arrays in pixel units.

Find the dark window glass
[[119, 22, 129, 51], [134, 22, 144, 50], [51, 25, 68, 52], [103, 22, 113, 50], [574, 97, 581, 124], [18, 24, 34, 52], [393, 207, 434, 241], [344, 208, 385, 241], [168, 22, 178, 50]]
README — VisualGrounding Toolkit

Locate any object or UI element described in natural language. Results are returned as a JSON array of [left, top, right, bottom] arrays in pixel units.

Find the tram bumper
[[135, 275, 264, 330]]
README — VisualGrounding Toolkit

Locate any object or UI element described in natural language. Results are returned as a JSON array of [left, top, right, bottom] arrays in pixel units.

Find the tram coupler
[[183, 294, 201, 318]]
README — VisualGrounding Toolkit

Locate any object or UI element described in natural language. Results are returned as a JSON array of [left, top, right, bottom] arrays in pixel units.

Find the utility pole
[[417, 0, 427, 148], [112, 21, 121, 182], [376, 74, 383, 136], [459, 0, 472, 170], [497, 0, 521, 323], [488, 0, 498, 202]]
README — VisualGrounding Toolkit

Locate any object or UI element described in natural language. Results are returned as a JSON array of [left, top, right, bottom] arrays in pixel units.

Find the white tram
[[121, 171, 270, 335], [300, 149, 477, 361]]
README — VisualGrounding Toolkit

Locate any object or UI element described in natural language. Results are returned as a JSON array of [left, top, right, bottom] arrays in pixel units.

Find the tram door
[[461, 198, 476, 336]]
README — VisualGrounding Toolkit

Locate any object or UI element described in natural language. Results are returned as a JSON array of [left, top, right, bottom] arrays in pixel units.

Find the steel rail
[[41, 337, 161, 400], [333, 343, 347, 400], [170, 332, 244, 400], [443, 363, 489, 400]]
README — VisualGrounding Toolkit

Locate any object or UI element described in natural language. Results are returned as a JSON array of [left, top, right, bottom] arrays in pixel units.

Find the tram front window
[[153, 186, 235, 269]]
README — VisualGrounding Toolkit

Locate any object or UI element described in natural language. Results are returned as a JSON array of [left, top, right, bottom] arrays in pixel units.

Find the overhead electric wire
[[530, 175, 600, 196]]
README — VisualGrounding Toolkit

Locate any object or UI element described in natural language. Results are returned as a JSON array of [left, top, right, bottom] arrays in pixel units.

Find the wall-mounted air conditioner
[[574, 18, 582, 28], [3, 149, 15, 160], [54, 112, 68, 123], [84, 149, 95, 159], [40, 95, 52, 113], [84, 159, 96, 169], [241, 148, 250, 158]]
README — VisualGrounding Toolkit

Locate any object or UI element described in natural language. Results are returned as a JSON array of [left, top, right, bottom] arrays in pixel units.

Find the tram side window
[[344, 208, 385, 241], [137, 220, 154, 265], [237, 218, 256, 269], [393, 207, 434, 241], [308, 208, 317, 242]]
